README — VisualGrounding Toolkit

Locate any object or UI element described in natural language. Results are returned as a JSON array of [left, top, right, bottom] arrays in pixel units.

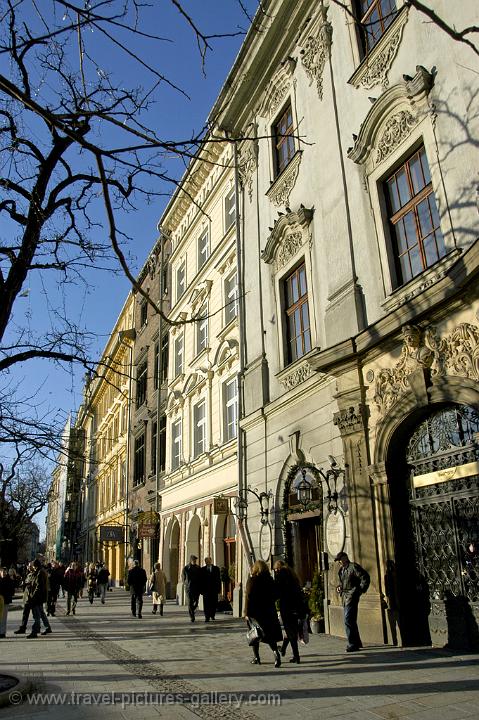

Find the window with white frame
[[174, 334, 184, 377], [176, 260, 186, 301], [171, 419, 182, 470], [196, 302, 208, 355], [224, 271, 238, 326], [283, 262, 311, 364], [384, 145, 446, 288], [273, 101, 295, 177], [224, 376, 238, 442], [197, 228, 210, 270], [224, 187, 236, 232], [193, 399, 207, 457]]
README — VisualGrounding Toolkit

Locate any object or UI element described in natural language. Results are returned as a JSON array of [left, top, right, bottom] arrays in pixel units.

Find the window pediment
[[261, 205, 314, 272], [258, 57, 296, 119], [348, 66, 434, 170], [189, 280, 212, 314]]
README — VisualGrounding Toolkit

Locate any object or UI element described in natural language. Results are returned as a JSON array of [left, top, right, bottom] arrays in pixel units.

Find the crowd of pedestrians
[[0, 551, 371, 664]]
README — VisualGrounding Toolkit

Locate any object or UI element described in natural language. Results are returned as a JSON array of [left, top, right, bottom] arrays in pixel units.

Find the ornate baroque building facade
[[209, 0, 479, 647]]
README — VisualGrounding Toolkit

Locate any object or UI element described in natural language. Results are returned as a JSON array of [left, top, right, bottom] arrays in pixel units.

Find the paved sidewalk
[[1, 589, 478, 720]]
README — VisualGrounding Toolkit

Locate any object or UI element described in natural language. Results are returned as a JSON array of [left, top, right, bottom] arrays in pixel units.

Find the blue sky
[[5, 0, 259, 433]]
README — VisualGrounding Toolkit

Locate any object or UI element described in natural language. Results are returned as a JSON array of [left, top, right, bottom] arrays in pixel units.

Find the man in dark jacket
[[27, 559, 52, 638], [200, 557, 221, 622], [335, 551, 370, 652], [182, 555, 201, 622], [128, 560, 147, 618]]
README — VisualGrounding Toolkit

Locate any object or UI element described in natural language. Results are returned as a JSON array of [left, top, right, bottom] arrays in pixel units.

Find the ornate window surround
[[261, 207, 318, 376], [347, 2, 409, 90], [348, 66, 456, 303]]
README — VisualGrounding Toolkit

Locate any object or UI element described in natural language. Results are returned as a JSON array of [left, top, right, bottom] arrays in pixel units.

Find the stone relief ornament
[[280, 362, 313, 391], [267, 151, 302, 207], [258, 57, 296, 119], [333, 405, 366, 436], [359, 26, 402, 90], [376, 110, 417, 164], [275, 232, 303, 273], [239, 139, 258, 203], [374, 322, 479, 415], [300, 3, 332, 101]]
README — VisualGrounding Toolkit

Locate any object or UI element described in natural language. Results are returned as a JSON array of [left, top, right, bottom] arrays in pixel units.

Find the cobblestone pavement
[[1, 590, 478, 720]]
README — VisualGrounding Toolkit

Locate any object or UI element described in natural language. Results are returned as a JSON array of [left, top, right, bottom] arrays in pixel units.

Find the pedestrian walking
[[97, 564, 110, 604], [25, 559, 52, 638], [274, 559, 306, 663], [182, 555, 201, 623], [128, 560, 147, 618], [200, 557, 221, 622], [244, 559, 282, 668], [86, 562, 98, 604], [0, 566, 16, 638], [46, 561, 63, 617], [13, 561, 35, 635], [63, 561, 84, 615], [149, 562, 167, 616], [335, 551, 370, 652]]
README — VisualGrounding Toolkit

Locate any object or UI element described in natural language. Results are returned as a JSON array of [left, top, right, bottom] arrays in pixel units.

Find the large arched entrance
[[387, 403, 479, 649]]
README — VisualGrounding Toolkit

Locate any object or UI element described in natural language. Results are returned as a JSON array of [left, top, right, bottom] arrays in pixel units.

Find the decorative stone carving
[[374, 322, 479, 414], [280, 362, 313, 390], [374, 324, 433, 414], [348, 66, 434, 169], [266, 151, 302, 207], [258, 57, 296, 119], [239, 139, 258, 202], [300, 3, 332, 101], [275, 232, 303, 272], [376, 110, 417, 164], [261, 205, 314, 272], [189, 280, 213, 314], [333, 405, 366, 436]]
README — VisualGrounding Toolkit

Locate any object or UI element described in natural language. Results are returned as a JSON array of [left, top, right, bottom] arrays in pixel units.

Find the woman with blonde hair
[[244, 559, 282, 667]]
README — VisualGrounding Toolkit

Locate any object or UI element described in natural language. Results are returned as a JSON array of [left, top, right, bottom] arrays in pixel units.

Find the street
[[1, 589, 479, 720]]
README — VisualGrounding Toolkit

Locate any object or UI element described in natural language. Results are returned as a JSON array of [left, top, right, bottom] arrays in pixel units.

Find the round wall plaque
[[326, 510, 345, 558], [259, 523, 272, 561]]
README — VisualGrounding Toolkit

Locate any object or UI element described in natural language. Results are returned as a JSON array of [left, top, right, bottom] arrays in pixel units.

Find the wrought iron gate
[[406, 405, 479, 649]]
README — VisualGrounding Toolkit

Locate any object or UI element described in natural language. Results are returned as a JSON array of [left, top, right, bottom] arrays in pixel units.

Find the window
[[133, 432, 145, 486], [154, 340, 159, 390], [224, 376, 238, 442], [385, 146, 446, 288], [151, 420, 157, 474], [158, 415, 166, 473], [174, 334, 184, 377], [193, 400, 207, 457], [284, 263, 311, 364], [355, 0, 397, 56], [196, 302, 208, 355], [161, 333, 169, 384], [197, 228, 210, 270], [140, 301, 148, 328], [171, 419, 182, 470], [224, 271, 238, 326], [136, 359, 147, 408], [224, 187, 236, 232], [273, 102, 295, 176], [176, 260, 186, 301]]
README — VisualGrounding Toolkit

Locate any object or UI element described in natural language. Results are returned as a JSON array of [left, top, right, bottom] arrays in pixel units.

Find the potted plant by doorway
[[308, 568, 325, 633]]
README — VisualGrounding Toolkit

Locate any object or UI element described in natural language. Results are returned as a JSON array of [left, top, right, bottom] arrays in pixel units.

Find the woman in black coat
[[244, 559, 282, 667], [274, 559, 306, 663]]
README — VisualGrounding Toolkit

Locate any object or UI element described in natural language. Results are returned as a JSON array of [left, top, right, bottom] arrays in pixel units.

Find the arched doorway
[[163, 517, 180, 599], [388, 403, 479, 649], [282, 464, 323, 587], [222, 513, 236, 604]]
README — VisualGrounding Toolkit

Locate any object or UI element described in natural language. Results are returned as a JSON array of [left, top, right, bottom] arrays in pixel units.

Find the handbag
[[246, 619, 264, 646]]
